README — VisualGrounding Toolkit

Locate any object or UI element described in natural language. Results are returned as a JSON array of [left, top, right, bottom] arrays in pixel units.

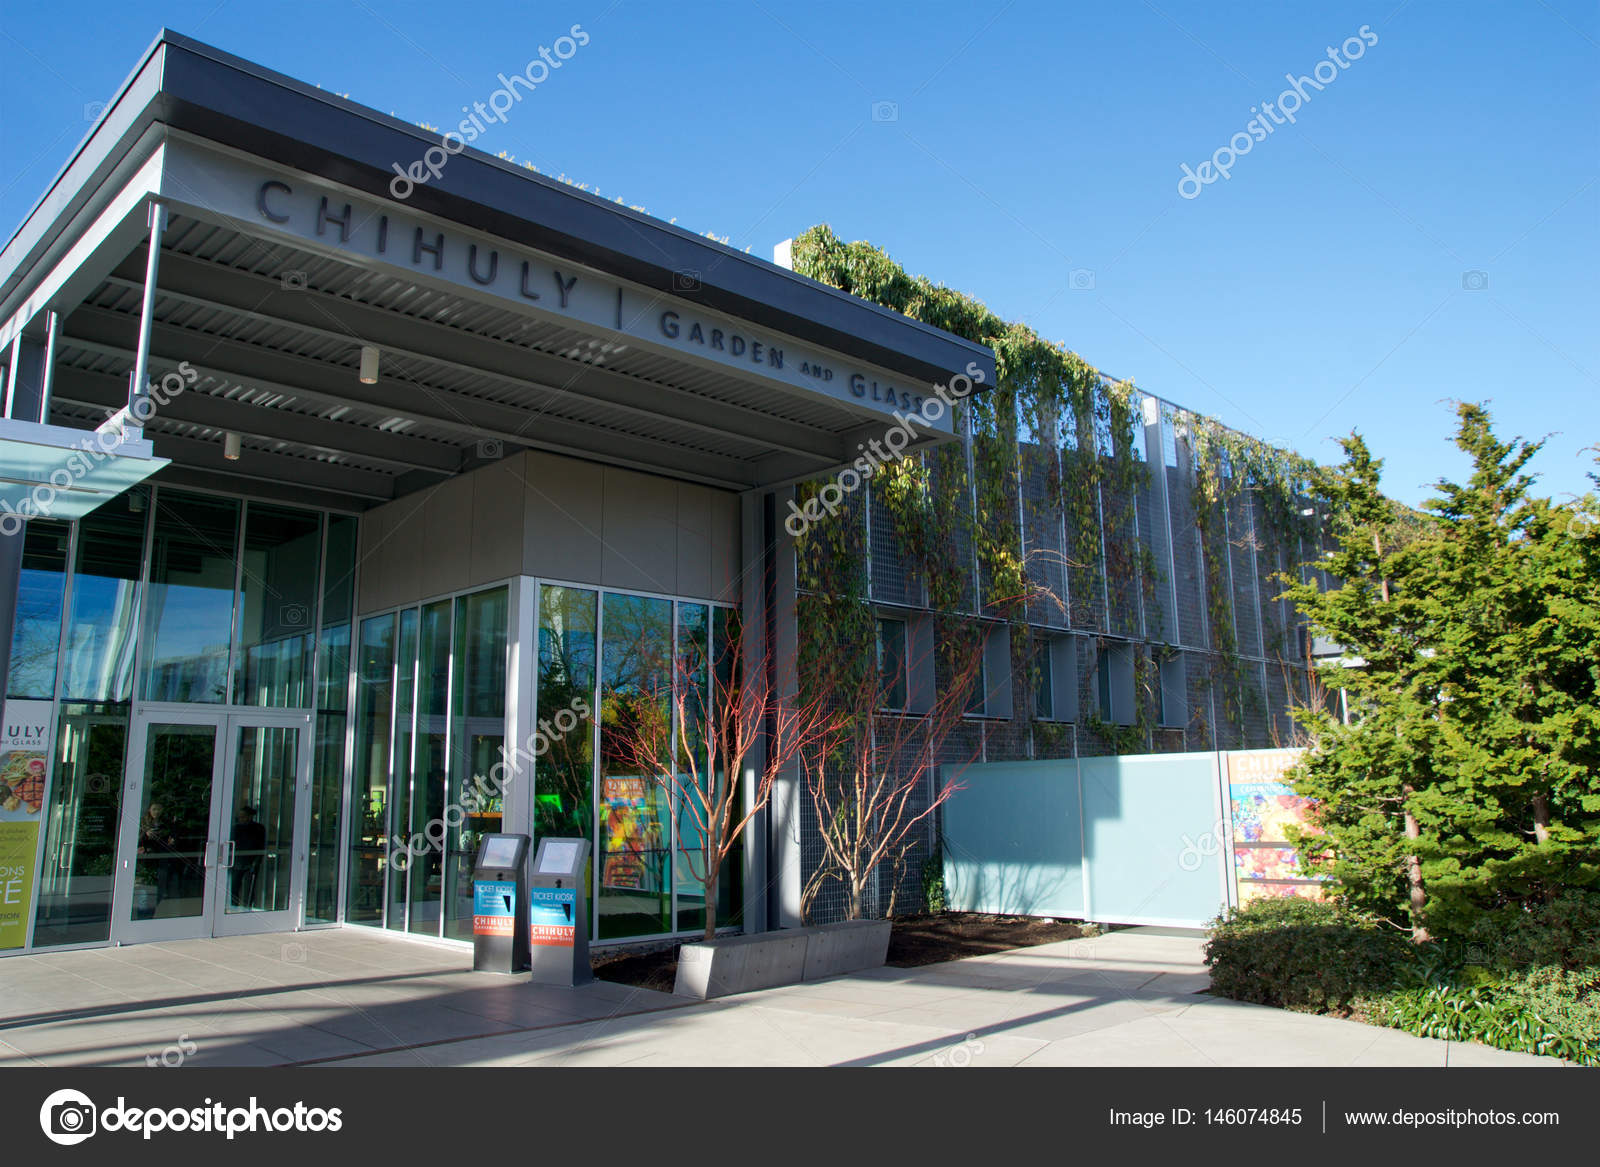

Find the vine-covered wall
[[787, 224, 1335, 919]]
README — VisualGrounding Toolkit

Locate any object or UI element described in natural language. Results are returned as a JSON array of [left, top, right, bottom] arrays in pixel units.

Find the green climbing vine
[[788, 224, 1335, 755]]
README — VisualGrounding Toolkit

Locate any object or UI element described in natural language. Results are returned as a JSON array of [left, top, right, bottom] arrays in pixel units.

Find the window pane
[[132, 723, 218, 921], [345, 613, 394, 925], [7, 520, 69, 698], [32, 703, 127, 946], [598, 592, 672, 939], [316, 515, 357, 714], [536, 586, 596, 931], [387, 609, 418, 932], [409, 600, 451, 937], [445, 587, 508, 942], [234, 504, 321, 707], [877, 618, 907, 709], [713, 608, 744, 930], [141, 491, 238, 703], [304, 710, 346, 924], [673, 603, 709, 934], [62, 488, 147, 703], [1035, 641, 1054, 720], [306, 514, 356, 924]]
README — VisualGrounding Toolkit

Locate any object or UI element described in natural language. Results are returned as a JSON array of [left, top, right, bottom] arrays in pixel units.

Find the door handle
[[204, 840, 217, 868]]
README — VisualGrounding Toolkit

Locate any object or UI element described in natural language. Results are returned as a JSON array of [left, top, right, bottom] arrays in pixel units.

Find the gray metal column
[[0, 333, 51, 705]]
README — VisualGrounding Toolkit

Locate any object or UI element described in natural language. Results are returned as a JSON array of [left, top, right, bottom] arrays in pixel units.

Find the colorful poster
[[0, 700, 51, 950], [601, 776, 662, 890], [0, 822, 39, 949], [1224, 748, 1324, 905], [529, 886, 576, 947], [472, 880, 516, 937]]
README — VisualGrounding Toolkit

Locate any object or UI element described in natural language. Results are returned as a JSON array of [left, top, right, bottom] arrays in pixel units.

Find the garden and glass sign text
[[156, 142, 948, 429]]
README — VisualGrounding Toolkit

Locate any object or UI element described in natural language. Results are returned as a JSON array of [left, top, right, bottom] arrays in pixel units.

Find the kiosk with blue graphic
[[529, 837, 590, 986], [471, 834, 530, 974]]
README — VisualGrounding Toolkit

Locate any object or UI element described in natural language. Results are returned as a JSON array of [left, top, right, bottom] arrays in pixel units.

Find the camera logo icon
[[476, 438, 504, 460], [672, 269, 701, 292], [40, 1088, 97, 1146], [871, 100, 899, 122], [280, 270, 308, 291], [279, 603, 310, 628], [1069, 268, 1096, 291], [1461, 269, 1489, 291]]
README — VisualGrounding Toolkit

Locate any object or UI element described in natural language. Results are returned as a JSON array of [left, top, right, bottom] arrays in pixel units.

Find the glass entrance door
[[212, 722, 305, 936], [113, 709, 311, 941]]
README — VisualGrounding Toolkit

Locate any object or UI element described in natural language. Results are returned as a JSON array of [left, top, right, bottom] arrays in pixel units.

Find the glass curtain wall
[[343, 582, 733, 945], [347, 584, 508, 938], [31, 490, 147, 946], [18, 487, 354, 948]]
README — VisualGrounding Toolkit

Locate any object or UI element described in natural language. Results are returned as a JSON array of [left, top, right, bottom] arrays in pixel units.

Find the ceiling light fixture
[[224, 432, 242, 461], [359, 345, 380, 384]]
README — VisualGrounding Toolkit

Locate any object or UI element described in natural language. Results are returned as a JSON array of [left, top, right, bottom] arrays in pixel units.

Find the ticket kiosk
[[528, 837, 590, 986], [471, 834, 531, 974]]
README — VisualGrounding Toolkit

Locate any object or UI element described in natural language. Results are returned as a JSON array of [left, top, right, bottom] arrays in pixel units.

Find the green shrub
[[1460, 891, 1600, 971], [921, 851, 947, 915], [1367, 968, 1600, 1065], [1205, 893, 1600, 1064], [1205, 898, 1408, 1012]]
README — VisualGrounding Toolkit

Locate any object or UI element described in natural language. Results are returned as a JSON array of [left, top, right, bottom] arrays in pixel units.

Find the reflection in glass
[[131, 723, 217, 921], [62, 489, 146, 702], [346, 614, 394, 924], [409, 601, 451, 936], [32, 704, 127, 946], [536, 586, 596, 929], [445, 587, 507, 941], [234, 504, 321, 707], [387, 609, 418, 931], [675, 606, 744, 936], [307, 514, 356, 923], [142, 491, 239, 703], [225, 725, 298, 914], [7, 519, 69, 698], [598, 593, 673, 939]]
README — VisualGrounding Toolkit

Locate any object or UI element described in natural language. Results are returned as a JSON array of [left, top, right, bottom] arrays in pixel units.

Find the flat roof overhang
[[0, 31, 995, 513]]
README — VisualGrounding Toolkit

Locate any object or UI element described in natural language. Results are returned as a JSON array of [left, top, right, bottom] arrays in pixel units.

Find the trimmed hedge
[[1205, 897, 1407, 1012]]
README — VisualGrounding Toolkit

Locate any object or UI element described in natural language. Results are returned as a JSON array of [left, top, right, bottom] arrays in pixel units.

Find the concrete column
[[739, 486, 802, 932]]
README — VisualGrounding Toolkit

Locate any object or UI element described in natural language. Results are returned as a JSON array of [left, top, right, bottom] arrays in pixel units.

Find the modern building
[[0, 31, 1318, 957]]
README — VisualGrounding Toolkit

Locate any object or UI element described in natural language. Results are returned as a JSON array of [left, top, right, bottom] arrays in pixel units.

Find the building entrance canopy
[[0, 31, 995, 514]]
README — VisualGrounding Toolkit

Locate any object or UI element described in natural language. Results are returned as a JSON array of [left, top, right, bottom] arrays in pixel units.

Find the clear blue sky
[[3, 1, 1595, 508]]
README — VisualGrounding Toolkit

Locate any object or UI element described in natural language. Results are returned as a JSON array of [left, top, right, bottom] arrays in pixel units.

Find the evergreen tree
[[1284, 406, 1600, 940]]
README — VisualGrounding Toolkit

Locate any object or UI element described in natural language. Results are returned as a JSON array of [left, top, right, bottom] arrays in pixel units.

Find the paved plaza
[[0, 928, 1560, 1068]]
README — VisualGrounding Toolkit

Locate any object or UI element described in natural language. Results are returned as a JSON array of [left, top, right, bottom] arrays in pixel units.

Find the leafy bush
[[1206, 892, 1600, 1064], [921, 851, 947, 915], [1205, 898, 1408, 1012]]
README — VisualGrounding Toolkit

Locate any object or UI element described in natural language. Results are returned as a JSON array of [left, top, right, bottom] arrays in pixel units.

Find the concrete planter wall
[[673, 920, 892, 999]]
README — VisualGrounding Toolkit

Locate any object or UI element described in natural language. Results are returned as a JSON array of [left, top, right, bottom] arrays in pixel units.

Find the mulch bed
[[591, 913, 1087, 989], [885, 913, 1086, 967], [591, 946, 680, 993]]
